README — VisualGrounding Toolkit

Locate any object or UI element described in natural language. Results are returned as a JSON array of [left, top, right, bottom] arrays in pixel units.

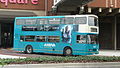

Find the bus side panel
[[52, 43, 71, 54], [71, 32, 88, 55], [14, 34, 25, 51]]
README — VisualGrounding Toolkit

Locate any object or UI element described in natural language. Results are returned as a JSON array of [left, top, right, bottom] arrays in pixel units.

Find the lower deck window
[[20, 35, 60, 42], [36, 36, 46, 42], [20, 36, 24, 41], [48, 36, 60, 42], [25, 36, 35, 42], [77, 35, 86, 44]]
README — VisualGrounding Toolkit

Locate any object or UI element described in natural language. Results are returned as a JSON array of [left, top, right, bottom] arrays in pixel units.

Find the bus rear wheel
[[25, 45, 33, 54], [63, 47, 72, 56]]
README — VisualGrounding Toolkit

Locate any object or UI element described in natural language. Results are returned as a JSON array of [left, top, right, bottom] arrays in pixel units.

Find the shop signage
[[0, 0, 38, 7], [54, 0, 61, 5]]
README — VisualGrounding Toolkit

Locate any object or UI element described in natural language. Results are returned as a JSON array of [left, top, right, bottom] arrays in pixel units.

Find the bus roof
[[65, 14, 98, 18], [15, 14, 98, 19], [15, 16, 65, 19]]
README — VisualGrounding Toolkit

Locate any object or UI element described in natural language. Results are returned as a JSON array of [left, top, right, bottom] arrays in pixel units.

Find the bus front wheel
[[25, 45, 33, 54], [63, 47, 72, 56]]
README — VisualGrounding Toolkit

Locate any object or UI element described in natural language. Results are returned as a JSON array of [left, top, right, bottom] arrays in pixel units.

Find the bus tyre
[[25, 45, 33, 54], [63, 47, 72, 56]]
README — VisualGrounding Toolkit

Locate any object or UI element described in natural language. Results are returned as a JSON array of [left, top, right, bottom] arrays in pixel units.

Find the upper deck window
[[75, 17, 86, 24], [65, 17, 74, 24], [16, 19, 25, 25], [25, 19, 37, 25], [88, 16, 98, 26], [49, 18, 61, 24], [37, 18, 48, 24]]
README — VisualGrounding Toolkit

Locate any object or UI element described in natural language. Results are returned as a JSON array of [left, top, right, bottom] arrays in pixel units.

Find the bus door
[[75, 35, 87, 51], [87, 35, 98, 51]]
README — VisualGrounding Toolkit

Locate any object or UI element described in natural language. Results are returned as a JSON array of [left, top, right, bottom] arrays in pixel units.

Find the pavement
[[1, 62, 120, 68], [0, 49, 120, 59], [0, 50, 120, 68], [0, 54, 26, 59], [96, 50, 120, 56]]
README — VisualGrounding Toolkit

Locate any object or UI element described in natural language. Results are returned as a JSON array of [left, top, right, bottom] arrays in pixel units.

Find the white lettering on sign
[[54, 0, 61, 5], [44, 43, 56, 47], [0, 0, 38, 7]]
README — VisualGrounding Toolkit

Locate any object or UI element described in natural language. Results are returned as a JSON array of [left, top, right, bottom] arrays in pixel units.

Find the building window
[[36, 36, 46, 42], [48, 36, 60, 42]]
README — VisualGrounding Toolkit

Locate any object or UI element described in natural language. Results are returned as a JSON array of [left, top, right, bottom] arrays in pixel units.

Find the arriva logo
[[44, 43, 56, 47], [0, 0, 38, 7]]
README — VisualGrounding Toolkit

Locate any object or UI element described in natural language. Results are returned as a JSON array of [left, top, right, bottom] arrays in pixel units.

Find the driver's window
[[77, 35, 86, 44]]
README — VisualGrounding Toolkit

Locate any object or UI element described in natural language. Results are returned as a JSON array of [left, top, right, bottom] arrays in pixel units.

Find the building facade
[[0, 0, 53, 48], [86, 0, 120, 50]]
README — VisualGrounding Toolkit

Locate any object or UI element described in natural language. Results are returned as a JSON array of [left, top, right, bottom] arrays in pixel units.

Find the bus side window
[[49, 18, 61, 24], [77, 35, 86, 44], [65, 17, 74, 24], [20, 36, 24, 42], [36, 36, 46, 42], [48, 36, 60, 42], [25, 36, 35, 42], [37, 18, 48, 24], [25, 19, 37, 25], [16, 19, 25, 25], [75, 17, 86, 24]]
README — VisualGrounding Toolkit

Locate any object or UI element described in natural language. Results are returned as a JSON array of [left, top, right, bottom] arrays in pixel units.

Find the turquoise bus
[[13, 15, 99, 56]]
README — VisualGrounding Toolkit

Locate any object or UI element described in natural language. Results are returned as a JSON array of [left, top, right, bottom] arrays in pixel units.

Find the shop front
[[0, 0, 53, 48]]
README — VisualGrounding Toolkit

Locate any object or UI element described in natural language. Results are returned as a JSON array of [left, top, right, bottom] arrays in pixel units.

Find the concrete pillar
[[114, 16, 117, 50], [88, 8, 91, 13], [0, 24, 1, 46]]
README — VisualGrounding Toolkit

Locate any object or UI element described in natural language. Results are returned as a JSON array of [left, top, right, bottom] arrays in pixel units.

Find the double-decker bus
[[13, 15, 99, 56]]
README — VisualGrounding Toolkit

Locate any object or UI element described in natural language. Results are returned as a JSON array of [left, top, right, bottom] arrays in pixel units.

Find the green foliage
[[0, 56, 120, 65]]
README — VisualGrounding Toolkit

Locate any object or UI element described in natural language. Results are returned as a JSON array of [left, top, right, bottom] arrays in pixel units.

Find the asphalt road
[[0, 49, 61, 58]]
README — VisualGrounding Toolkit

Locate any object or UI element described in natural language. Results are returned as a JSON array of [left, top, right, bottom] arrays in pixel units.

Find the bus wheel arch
[[25, 45, 33, 54], [63, 46, 72, 56]]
